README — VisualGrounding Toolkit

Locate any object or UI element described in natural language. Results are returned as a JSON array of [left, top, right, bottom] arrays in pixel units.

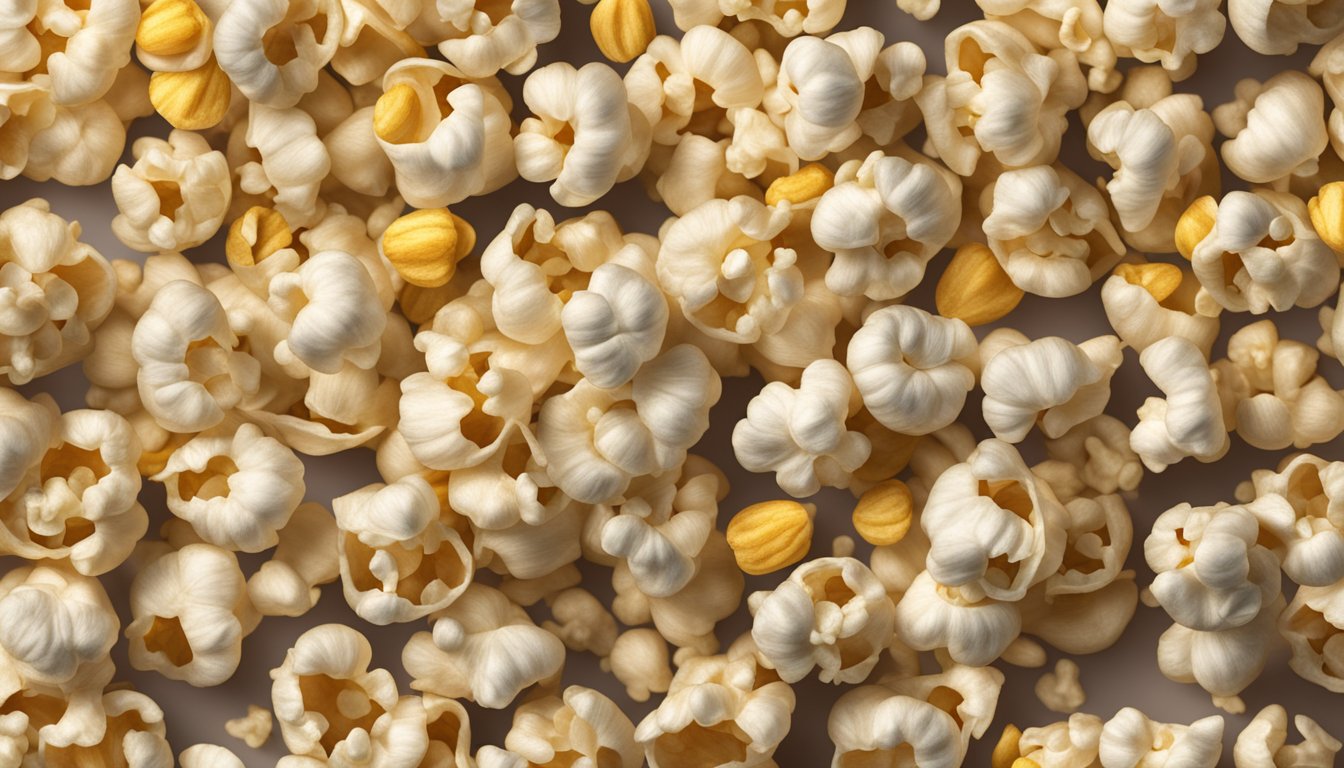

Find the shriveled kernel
[[1175, 195, 1218, 261], [137, 0, 210, 56], [726, 500, 814, 575], [935, 242, 1024, 326], [1309, 181, 1344, 253], [851, 479, 912, 546], [1113, 262, 1183, 303], [148, 58, 231, 130], [380, 209, 476, 288], [373, 84, 423, 144], [227, 207, 292, 268], [590, 0, 656, 64], [765, 164, 835, 207], [991, 724, 1023, 768]]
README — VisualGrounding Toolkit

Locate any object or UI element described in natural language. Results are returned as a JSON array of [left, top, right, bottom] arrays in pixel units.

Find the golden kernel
[[227, 207, 293, 268], [935, 242, 1024, 326], [590, 0, 656, 64], [373, 83, 424, 145], [137, 0, 210, 56], [1175, 195, 1218, 261], [726, 500, 814, 575], [851, 479, 913, 546], [380, 208, 475, 288], [765, 164, 835, 207], [148, 57, 231, 131], [1113, 262, 1183, 303], [1309, 181, 1344, 253]]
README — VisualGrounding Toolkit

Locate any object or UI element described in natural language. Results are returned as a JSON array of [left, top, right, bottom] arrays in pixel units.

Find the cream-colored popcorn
[[333, 475, 473, 625], [409, 0, 560, 78], [812, 148, 961, 300], [180, 744, 245, 768], [626, 27, 765, 148], [1043, 416, 1143, 498], [1214, 72, 1328, 185], [0, 79, 55, 180], [1234, 704, 1342, 767], [396, 306, 538, 473], [247, 497, 341, 618], [373, 57, 516, 208], [493, 686, 641, 768], [830, 663, 1003, 768], [1147, 502, 1280, 633], [22, 688, 173, 764], [444, 433, 567, 533], [978, 0, 1119, 92], [1, 0, 137, 106], [155, 423, 305, 553], [1087, 94, 1218, 253], [603, 628, 673, 702], [657, 196, 804, 345], [1213, 320, 1344, 451], [1035, 659, 1085, 714], [1230, 0, 1344, 55], [0, 566, 118, 729], [132, 280, 262, 433], [732, 359, 869, 497], [0, 399, 146, 576], [666, 0, 846, 36], [403, 584, 566, 709], [980, 331, 1122, 442], [1006, 713, 1105, 767], [765, 33, 866, 161], [1320, 286, 1344, 361], [749, 557, 896, 684], [223, 705, 272, 749], [0, 199, 115, 385], [481, 204, 651, 347], [1280, 580, 1344, 692], [537, 345, 720, 505], [981, 164, 1126, 298], [1240, 454, 1344, 586], [594, 456, 723, 598], [267, 250, 387, 376], [611, 531, 744, 655], [562, 254, 668, 390], [516, 62, 650, 207], [1311, 36, 1344, 159], [634, 645, 795, 768], [271, 623, 428, 766], [229, 104, 330, 229], [924, 439, 1068, 602], [852, 39, 926, 146], [214, 0, 343, 108], [1101, 262, 1220, 357], [1103, 0, 1226, 80], [541, 588, 618, 656], [1099, 708, 1224, 768], [1181, 191, 1340, 315], [126, 543, 257, 687], [893, 561, 1018, 666], [917, 20, 1087, 176], [1131, 336, 1229, 472], [111, 131, 231, 254], [845, 305, 977, 436], [22, 96, 140, 186]]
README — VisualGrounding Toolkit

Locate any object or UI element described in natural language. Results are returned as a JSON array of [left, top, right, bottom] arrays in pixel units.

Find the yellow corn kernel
[[137, 0, 209, 56], [725, 500, 814, 575], [991, 724, 1023, 768], [380, 208, 475, 288], [935, 242, 1024, 326], [851, 479, 913, 546], [227, 207, 292, 268], [1175, 195, 1218, 261], [590, 0, 655, 64], [765, 164, 835, 207], [1309, 181, 1344, 253], [148, 57, 230, 130], [1113, 262, 1183, 303], [373, 83, 423, 144]]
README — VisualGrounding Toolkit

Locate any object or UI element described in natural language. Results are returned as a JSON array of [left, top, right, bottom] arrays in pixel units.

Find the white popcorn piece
[[111, 130, 232, 254], [126, 543, 257, 687], [411, 0, 560, 78], [1230, 0, 1344, 55], [1131, 336, 1230, 472], [1103, 0, 1226, 80], [980, 331, 1123, 442], [1215, 72, 1329, 185], [403, 584, 565, 710], [1233, 704, 1342, 768], [214, 0, 343, 108]]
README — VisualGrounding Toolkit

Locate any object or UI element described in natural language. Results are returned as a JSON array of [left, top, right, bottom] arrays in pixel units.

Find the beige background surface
[[4, 1, 1344, 765]]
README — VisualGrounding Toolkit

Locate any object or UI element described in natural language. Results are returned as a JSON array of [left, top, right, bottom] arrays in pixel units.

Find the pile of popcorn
[[5, 0, 1344, 765]]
